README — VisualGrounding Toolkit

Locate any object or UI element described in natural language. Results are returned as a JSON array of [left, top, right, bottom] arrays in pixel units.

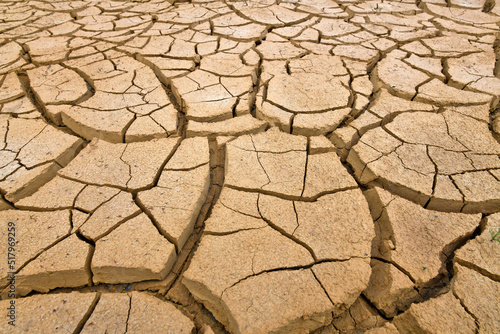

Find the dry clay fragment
[[24, 36, 74, 63], [125, 106, 178, 143], [75, 185, 121, 213], [59, 137, 180, 190], [91, 214, 177, 284], [137, 137, 211, 250], [293, 190, 374, 260], [0, 42, 26, 74], [183, 226, 315, 302], [15, 175, 86, 210], [0, 210, 70, 286], [0, 292, 98, 332], [27, 64, 90, 105], [127, 291, 195, 333], [0, 118, 83, 202], [0, 72, 24, 103], [12, 234, 92, 297], [78, 190, 141, 241], [81, 292, 194, 333], [204, 187, 266, 234], [374, 57, 429, 99], [415, 78, 494, 107], [453, 263, 500, 333], [365, 187, 480, 286], [224, 129, 307, 198], [455, 212, 500, 281], [393, 291, 476, 334], [258, 55, 351, 134], [62, 106, 135, 143], [80, 293, 130, 334], [138, 165, 210, 250], [13, 175, 138, 241]]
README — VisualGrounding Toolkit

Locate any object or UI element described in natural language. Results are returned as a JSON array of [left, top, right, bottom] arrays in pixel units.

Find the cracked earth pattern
[[0, 0, 499, 333]]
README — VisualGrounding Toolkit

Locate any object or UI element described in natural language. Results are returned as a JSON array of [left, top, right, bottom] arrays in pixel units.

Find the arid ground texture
[[0, 0, 499, 333]]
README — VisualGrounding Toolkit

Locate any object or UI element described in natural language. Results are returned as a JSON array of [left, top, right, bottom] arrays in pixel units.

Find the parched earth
[[0, 0, 499, 333]]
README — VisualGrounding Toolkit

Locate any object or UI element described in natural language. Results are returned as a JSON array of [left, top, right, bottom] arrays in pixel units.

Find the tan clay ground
[[0, 0, 499, 333]]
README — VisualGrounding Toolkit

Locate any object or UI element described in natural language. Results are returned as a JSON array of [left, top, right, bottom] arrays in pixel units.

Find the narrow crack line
[[130, 137, 183, 193], [148, 113, 170, 134], [73, 292, 101, 334], [219, 200, 259, 219], [443, 113, 479, 152], [86, 208, 142, 243], [392, 147, 433, 177], [13, 157, 58, 172], [69, 209, 75, 231], [124, 293, 132, 333], [426, 145, 439, 196], [291, 201, 300, 236], [242, 49, 262, 112], [250, 135, 271, 186], [133, 193, 179, 253], [165, 161, 209, 172], [449, 176, 466, 208], [453, 258, 500, 283], [224, 183, 359, 202], [311, 269, 335, 306], [299, 136, 309, 200], [359, 294, 392, 321], [79, 232, 96, 288], [348, 306, 358, 327], [250, 253, 256, 276], [489, 169, 500, 181], [410, 76, 433, 101], [229, 145, 305, 154], [204, 226, 266, 236], [2, 117, 10, 151], [452, 289, 481, 326], [78, 188, 121, 217], [371, 256, 417, 284], [121, 112, 136, 143], [221, 257, 362, 298], [9, 123, 46, 160], [59, 62, 96, 102], [257, 193, 318, 261]]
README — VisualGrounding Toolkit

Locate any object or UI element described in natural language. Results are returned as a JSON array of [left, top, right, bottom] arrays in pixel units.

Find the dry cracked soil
[[0, 0, 499, 333]]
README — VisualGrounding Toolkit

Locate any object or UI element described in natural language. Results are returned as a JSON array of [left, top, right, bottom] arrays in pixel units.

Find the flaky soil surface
[[0, 0, 500, 333]]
